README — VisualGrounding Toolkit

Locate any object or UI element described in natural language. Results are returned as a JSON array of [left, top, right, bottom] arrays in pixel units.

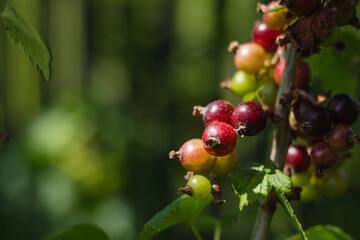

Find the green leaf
[[243, 91, 256, 102], [265, 5, 286, 13], [277, 191, 308, 240], [284, 225, 354, 240], [46, 223, 110, 240], [138, 194, 213, 240], [231, 165, 291, 210], [307, 29, 360, 96], [1, 6, 52, 81]]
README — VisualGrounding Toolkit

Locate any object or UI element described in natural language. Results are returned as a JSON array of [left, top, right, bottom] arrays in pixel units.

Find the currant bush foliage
[[1, 6, 52, 81]]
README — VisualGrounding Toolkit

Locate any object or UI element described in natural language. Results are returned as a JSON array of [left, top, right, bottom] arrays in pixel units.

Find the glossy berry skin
[[231, 71, 257, 99], [231, 101, 267, 136], [234, 43, 266, 74], [292, 97, 313, 121], [299, 105, 333, 137], [202, 100, 234, 127], [274, 60, 310, 89], [187, 175, 212, 200], [283, 0, 321, 17], [263, 1, 288, 30], [177, 139, 214, 172], [252, 22, 282, 52], [310, 142, 338, 170], [202, 122, 237, 156], [285, 145, 311, 172], [212, 150, 238, 177], [325, 124, 357, 152], [327, 93, 359, 125]]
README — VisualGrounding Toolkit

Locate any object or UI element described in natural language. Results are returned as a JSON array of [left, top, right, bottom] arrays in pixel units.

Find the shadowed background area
[[0, 0, 360, 239]]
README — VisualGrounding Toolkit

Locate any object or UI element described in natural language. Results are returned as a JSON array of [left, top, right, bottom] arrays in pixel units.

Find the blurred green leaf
[[138, 195, 213, 240], [284, 225, 354, 240], [46, 224, 109, 240], [265, 5, 286, 13], [243, 91, 256, 102], [307, 31, 360, 95], [277, 191, 308, 240], [231, 165, 292, 210], [1, 6, 52, 81]]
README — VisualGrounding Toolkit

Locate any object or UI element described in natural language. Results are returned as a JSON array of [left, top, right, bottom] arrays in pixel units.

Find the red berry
[[252, 22, 282, 52], [285, 144, 311, 173], [325, 124, 359, 152], [263, 1, 288, 30], [274, 60, 310, 88], [327, 93, 359, 125], [299, 105, 333, 137], [202, 122, 237, 156], [233, 43, 266, 74], [231, 101, 267, 136], [169, 139, 214, 173], [310, 142, 338, 176], [193, 100, 234, 127]]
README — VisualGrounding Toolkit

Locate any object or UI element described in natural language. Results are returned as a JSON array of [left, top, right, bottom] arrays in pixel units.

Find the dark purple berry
[[327, 93, 359, 125], [193, 100, 234, 127], [202, 122, 237, 156], [231, 101, 267, 137], [285, 145, 311, 173], [310, 142, 338, 177], [293, 98, 314, 121], [299, 105, 333, 137], [325, 124, 359, 152]]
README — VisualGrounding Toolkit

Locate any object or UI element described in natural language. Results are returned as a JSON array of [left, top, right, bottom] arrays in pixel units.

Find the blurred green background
[[0, 0, 360, 239]]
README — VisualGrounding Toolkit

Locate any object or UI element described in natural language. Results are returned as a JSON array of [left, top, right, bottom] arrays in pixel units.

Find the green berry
[[231, 71, 257, 99], [291, 172, 311, 187], [318, 170, 348, 198], [187, 175, 212, 200]]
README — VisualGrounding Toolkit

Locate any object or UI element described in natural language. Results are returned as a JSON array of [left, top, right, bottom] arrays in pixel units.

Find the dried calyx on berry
[[299, 104, 333, 137], [231, 101, 267, 137], [202, 122, 237, 156], [310, 142, 338, 177], [193, 100, 234, 127], [169, 138, 214, 173], [325, 124, 360, 152]]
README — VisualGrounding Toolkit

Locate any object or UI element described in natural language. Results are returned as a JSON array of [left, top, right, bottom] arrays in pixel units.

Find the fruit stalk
[[251, 45, 300, 240]]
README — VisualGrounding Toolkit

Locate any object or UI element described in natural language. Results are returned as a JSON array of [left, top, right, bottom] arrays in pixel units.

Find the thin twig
[[250, 45, 300, 240]]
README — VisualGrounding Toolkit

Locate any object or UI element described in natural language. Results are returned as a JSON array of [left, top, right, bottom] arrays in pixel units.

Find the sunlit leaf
[[231, 165, 292, 210], [284, 225, 354, 240], [277, 191, 308, 240], [2, 6, 52, 81], [138, 194, 213, 240]]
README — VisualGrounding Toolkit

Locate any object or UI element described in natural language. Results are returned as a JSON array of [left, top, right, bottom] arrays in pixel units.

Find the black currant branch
[[251, 45, 300, 240]]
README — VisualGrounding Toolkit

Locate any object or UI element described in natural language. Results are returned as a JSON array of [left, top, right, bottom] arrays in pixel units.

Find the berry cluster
[[223, 1, 311, 106], [170, 100, 268, 202], [170, 0, 359, 204], [286, 92, 360, 201]]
